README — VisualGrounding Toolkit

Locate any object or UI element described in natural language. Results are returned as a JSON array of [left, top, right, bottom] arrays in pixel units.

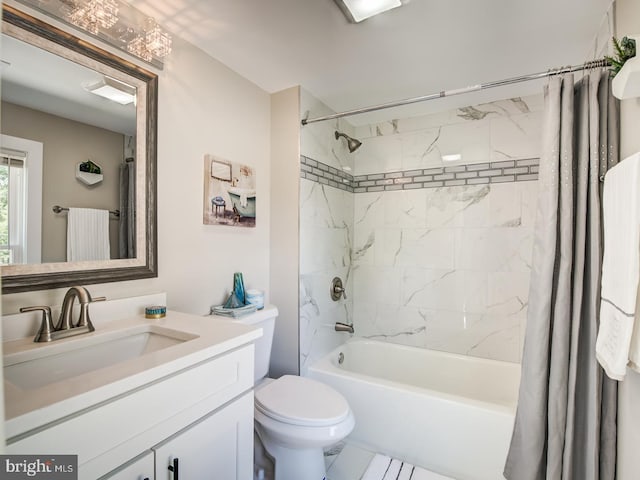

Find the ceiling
[[127, 0, 614, 125], [1, 34, 137, 135]]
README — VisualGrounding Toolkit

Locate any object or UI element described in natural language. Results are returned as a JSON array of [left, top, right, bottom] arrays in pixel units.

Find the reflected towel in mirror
[[66, 207, 110, 261]]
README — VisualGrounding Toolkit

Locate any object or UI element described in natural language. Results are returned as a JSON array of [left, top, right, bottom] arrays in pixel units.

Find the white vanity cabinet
[[100, 452, 154, 480], [101, 392, 253, 480], [6, 343, 256, 480], [153, 391, 253, 479]]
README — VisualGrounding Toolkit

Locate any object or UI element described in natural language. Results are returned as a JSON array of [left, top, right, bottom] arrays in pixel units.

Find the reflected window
[[0, 149, 26, 264]]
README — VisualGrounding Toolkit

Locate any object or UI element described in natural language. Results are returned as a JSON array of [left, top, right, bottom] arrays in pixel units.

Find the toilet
[[226, 306, 355, 480]]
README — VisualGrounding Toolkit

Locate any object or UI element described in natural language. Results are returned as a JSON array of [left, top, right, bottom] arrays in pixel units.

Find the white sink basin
[[4, 325, 198, 390]]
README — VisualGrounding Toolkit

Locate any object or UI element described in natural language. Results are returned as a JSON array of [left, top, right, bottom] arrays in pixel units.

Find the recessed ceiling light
[[442, 154, 462, 162], [84, 76, 136, 105], [334, 0, 403, 23]]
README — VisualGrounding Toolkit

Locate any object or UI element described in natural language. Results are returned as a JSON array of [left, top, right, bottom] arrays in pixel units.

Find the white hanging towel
[[596, 152, 640, 380], [66, 207, 111, 262]]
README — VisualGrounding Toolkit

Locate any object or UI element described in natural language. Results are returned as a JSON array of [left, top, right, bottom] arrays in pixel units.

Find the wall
[[299, 89, 355, 374], [616, 0, 640, 476], [2, 30, 272, 326], [2, 101, 122, 261], [270, 87, 301, 377]]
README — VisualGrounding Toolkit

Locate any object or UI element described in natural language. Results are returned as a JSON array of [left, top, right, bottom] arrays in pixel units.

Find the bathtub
[[307, 339, 520, 480], [227, 187, 256, 218]]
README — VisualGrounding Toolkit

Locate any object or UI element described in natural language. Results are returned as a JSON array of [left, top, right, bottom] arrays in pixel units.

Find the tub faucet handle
[[331, 277, 347, 301]]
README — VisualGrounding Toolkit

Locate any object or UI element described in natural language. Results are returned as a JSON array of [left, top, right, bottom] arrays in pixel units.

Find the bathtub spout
[[335, 322, 354, 334]]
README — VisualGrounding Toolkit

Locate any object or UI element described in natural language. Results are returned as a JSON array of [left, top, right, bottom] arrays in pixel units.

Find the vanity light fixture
[[68, 0, 119, 35], [14, 0, 173, 67], [127, 18, 172, 62], [334, 0, 403, 23], [85, 76, 136, 105]]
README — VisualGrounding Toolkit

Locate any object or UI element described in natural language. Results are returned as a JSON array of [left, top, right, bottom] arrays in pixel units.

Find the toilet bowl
[[254, 375, 355, 480], [214, 306, 355, 480]]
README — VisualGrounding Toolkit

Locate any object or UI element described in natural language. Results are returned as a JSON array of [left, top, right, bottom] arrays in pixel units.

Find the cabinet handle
[[168, 458, 179, 479]]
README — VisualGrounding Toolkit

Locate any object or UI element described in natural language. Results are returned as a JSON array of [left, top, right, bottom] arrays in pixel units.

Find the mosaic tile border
[[300, 156, 539, 193], [300, 156, 355, 193]]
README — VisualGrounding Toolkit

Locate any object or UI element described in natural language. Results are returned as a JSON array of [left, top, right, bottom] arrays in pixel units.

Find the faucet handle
[[76, 295, 105, 329], [331, 277, 347, 301], [20, 306, 55, 343]]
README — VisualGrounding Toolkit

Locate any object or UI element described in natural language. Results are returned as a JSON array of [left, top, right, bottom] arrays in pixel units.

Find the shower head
[[334, 131, 362, 153]]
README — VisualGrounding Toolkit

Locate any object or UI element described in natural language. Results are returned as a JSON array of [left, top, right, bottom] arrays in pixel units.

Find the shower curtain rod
[[301, 58, 610, 125]]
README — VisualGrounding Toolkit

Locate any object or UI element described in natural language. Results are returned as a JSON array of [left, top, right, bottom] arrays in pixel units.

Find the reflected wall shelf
[[76, 162, 103, 186], [612, 34, 640, 100]]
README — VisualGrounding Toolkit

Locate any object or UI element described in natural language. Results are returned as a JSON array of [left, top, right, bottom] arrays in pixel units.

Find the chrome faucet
[[335, 322, 355, 334], [21, 286, 105, 342]]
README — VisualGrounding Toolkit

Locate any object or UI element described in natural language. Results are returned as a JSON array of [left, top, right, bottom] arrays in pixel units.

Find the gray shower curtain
[[504, 70, 619, 480], [119, 160, 135, 259]]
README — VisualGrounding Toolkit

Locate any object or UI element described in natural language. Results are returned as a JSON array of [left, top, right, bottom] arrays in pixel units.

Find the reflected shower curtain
[[119, 160, 135, 259], [504, 70, 618, 480]]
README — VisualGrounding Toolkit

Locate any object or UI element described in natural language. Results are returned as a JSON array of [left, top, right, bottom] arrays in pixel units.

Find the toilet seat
[[255, 375, 350, 427]]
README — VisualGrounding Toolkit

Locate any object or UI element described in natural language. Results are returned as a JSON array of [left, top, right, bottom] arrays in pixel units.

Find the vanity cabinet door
[[154, 391, 253, 480], [100, 451, 154, 480]]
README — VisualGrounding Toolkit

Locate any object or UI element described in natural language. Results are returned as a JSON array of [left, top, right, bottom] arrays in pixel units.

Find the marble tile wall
[[301, 89, 356, 173], [591, 2, 615, 60], [300, 91, 543, 366], [350, 94, 543, 363], [299, 178, 354, 374], [353, 94, 543, 175], [352, 182, 538, 363], [299, 89, 355, 375]]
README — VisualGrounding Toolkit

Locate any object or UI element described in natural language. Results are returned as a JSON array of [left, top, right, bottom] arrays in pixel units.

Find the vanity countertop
[[3, 310, 263, 439]]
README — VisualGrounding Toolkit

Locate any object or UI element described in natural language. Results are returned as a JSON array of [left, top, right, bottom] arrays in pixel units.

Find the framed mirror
[[210, 159, 232, 182], [1, 5, 157, 293]]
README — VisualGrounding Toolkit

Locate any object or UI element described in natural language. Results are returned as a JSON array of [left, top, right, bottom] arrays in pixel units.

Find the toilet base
[[265, 442, 326, 480], [254, 430, 274, 480], [256, 423, 327, 480]]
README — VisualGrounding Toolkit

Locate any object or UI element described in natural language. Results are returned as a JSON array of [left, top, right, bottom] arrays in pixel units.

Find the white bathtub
[[307, 339, 520, 480]]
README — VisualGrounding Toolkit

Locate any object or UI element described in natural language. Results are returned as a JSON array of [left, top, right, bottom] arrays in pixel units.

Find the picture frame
[[203, 154, 256, 228]]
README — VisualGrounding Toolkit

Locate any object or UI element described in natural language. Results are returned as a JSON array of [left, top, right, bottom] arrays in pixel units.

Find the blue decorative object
[[223, 291, 244, 309], [221, 272, 250, 310], [233, 272, 246, 305], [246, 289, 264, 310]]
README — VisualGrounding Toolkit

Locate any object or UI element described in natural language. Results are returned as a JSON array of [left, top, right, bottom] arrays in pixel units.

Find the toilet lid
[[255, 375, 350, 427]]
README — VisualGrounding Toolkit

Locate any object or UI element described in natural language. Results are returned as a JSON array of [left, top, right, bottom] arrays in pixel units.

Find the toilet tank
[[231, 306, 278, 382]]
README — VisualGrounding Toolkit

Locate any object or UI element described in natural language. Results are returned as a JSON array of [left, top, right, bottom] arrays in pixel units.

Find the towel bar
[[52, 205, 120, 217]]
